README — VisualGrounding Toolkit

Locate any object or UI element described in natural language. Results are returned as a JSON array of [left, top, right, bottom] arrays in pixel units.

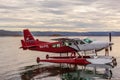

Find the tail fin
[[23, 29, 35, 42], [20, 29, 48, 50], [21, 29, 38, 50]]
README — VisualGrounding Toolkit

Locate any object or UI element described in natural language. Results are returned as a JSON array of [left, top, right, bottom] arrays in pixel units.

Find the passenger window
[[52, 44, 57, 48], [57, 44, 60, 47], [62, 42, 71, 46], [52, 44, 61, 48], [80, 41, 85, 44], [65, 42, 69, 46]]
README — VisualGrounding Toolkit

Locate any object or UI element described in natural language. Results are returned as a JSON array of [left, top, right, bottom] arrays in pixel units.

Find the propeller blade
[[109, 33, 111, 42], [110, 46, 112, 51], [109, 33, 112, 51]]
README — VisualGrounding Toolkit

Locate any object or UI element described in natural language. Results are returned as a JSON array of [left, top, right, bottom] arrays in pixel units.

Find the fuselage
[[28, 41, 77, 53], [21, 29, 113, 53], [26, 40, 112, 53]]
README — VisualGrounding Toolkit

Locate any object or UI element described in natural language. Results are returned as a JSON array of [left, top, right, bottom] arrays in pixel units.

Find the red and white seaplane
[[20, 29, 117, 69]]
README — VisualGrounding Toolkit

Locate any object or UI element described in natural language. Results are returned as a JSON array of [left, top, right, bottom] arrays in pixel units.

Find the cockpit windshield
[[83, 38, 93, 43]]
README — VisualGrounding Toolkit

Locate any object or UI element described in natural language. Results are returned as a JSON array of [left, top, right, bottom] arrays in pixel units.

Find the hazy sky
[[0, 0, 119, 32]]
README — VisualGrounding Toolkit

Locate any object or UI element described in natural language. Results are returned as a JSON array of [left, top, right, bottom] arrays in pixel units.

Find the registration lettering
[[40, 45, 49, 48]]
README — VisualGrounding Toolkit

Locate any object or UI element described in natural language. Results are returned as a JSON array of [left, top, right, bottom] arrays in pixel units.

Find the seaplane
[[20, 29, 117, 78], [21, 29, 113, 54]]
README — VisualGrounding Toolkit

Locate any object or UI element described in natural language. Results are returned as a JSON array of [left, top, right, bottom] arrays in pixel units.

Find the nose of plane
[[92, 41, 114, 51], [105, 42, 114, 47], [95, 41, 114, 49]]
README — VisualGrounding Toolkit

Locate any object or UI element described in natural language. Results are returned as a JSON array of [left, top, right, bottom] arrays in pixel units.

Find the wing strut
[[70, 39, 81, 57]]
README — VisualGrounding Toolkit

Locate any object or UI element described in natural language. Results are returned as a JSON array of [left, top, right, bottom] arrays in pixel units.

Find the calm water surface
[[0, 36, 120, 80]]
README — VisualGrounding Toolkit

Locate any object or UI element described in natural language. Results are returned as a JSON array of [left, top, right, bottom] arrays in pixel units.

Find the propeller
[[109, 33, 112, 51], [105, 32, 113, 56]]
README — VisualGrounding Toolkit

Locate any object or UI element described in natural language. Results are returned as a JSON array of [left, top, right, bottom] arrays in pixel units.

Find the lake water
[[0, 36, 120, 80]]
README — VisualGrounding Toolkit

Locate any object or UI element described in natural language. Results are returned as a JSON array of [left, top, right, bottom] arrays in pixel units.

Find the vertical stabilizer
[[20, 29, 48, 50], [21, 29, 37, 49], [23, 29, 35, 42]]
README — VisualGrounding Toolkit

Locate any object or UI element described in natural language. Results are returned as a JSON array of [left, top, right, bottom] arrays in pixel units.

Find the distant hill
[[0, 30, 21, 36], [0, 30, 120, 36]]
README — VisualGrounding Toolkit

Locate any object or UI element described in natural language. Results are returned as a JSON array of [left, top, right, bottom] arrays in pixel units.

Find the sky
[[0, 0, 119, 32]]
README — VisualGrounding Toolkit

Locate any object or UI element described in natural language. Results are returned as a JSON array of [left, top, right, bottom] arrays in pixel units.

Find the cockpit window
[[83, 38, 93, 43]]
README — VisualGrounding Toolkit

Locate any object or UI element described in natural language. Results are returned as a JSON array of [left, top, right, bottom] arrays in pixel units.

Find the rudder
[[23, 29, 35, 42], [21, 29, 37, 49], [20, 29, 48, 50]]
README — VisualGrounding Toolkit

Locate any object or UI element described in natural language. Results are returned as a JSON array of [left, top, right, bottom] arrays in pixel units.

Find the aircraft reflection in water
[[20, 64, 112, 80]]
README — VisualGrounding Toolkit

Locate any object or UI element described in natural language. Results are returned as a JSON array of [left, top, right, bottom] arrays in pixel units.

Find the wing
[[51, 38, 71, 41], [51, 38, 80, 42]]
